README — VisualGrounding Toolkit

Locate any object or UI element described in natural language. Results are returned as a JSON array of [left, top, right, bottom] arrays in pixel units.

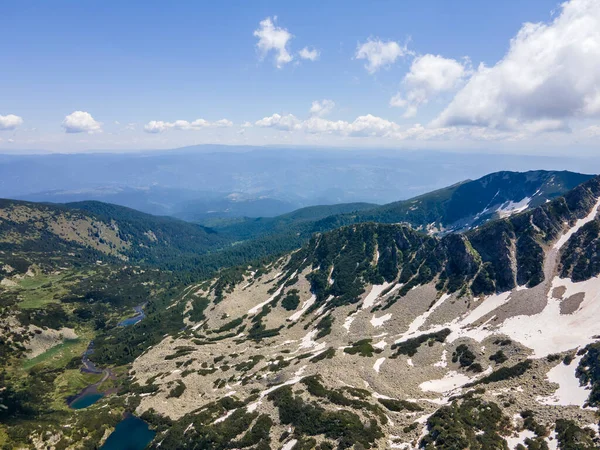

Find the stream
[[69, 303, 146, 409], [67, 304, 155, 449]]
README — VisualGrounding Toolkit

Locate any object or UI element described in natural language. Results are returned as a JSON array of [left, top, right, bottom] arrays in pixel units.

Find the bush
[[391, 329, 451, 357]]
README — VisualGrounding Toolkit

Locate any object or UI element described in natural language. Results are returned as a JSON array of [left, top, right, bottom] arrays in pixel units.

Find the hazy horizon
[[2, 0, 599, 155]]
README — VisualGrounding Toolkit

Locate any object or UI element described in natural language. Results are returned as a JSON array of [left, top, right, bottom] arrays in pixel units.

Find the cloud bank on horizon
[[1, 0, 600, 152]]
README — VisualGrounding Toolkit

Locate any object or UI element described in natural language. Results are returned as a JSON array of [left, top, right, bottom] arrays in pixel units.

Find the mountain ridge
[[2, 171, 600, 449], [216, 170, 594, 243], [119, 174, 600, 449]]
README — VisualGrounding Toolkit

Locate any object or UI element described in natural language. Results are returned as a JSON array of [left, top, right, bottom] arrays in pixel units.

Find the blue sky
[[1, 0, 600, 153]]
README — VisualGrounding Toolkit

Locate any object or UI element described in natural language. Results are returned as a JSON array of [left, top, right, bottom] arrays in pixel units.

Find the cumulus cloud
[[299, 47, 320, 61], [434, 0, 600, 130], [62, 111, 102, 134], [355, 39, 409, 73], [254, 17, 293, 68], [143, 118, 233, 133], [391, 54, 471, 117], [255, 113, 300, 131], [582, 124, 600, 137], [0, 114, 24, 130], [252, 110, 544, 143], [309, 99, 335, 117], [255, 111, 400, 137]]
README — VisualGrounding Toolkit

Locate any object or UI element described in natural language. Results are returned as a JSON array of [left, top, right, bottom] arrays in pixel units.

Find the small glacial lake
[[69, 303, 147, 409], [100, 415, 155, 450], [69, 392, 104, 410]]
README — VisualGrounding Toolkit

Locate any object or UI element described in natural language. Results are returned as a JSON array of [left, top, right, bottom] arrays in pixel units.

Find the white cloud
[[143, 118, 233, 133], [391, 54, 471, 117], [252, 110, 548, 143], [256, 112, 400, 137], [0, 114, 24, 131], [344, 114, 400, 137], [62, 111, 102, 134], [254, 17, 293, 68], [299, 116, 351, 134], [255, 113, 300, 131], [434, 0, 600, 130], [309, 99, 335, 117], [582, 124, 600, 137], [144, 121, 169, 133], [355, 38, 409, 73], [299, 47, 320, 61]]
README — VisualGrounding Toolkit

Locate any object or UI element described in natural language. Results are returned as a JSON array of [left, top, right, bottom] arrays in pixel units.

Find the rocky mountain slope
[[217, 170, 593, 242], [1, 171, 599, 450], [128, 175, 600, 449]]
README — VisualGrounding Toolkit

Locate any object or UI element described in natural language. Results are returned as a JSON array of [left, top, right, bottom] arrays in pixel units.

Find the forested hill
[[214, 169, 594, 241], [0, 169, 593, 278], [0, 198, 227, 267]]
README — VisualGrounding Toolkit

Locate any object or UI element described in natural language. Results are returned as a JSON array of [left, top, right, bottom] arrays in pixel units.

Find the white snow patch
[[496, 197, 531, 218], [537, 355, 593, 408], [362, 283, 393, 310], [297, 330, 326, 352], [246, 372, 306, 413], [370, 313, 392, 328], [281, 440, 297, 450], [371, 391, 394, 400], [554, 197, 600, 250], [498, 276, 600, 357], [461, 291, 511, 326], [433, 350, 448, 368], [373, 340, 387, 350], [294, 365, 308, 377], [214, 409, 236, 424], [374, 357, 386, 373], [397, 293, 452, 340], [248, 285, 284, 314], [545, 431, 559, 450], [505, 429, 536, 449], [314, 295, 334, 317], [419, 371, 472, 394], [343, 312, 358, 332], [288, 294, 316, 322]]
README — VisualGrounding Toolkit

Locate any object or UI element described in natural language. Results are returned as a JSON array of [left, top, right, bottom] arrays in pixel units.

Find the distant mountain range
[[214, 170, 593, 240], [4, 147, 600, 220], [0, 170, 589, 274]]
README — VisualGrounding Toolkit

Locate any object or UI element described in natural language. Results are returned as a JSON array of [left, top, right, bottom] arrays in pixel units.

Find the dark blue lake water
[[69, 392, 104, 409], [100, 415, 155, 450]]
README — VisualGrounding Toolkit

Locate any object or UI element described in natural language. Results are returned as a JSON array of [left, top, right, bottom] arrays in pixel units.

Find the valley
[[0, 171, 599, 449], [6, 1, 600, 448]]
